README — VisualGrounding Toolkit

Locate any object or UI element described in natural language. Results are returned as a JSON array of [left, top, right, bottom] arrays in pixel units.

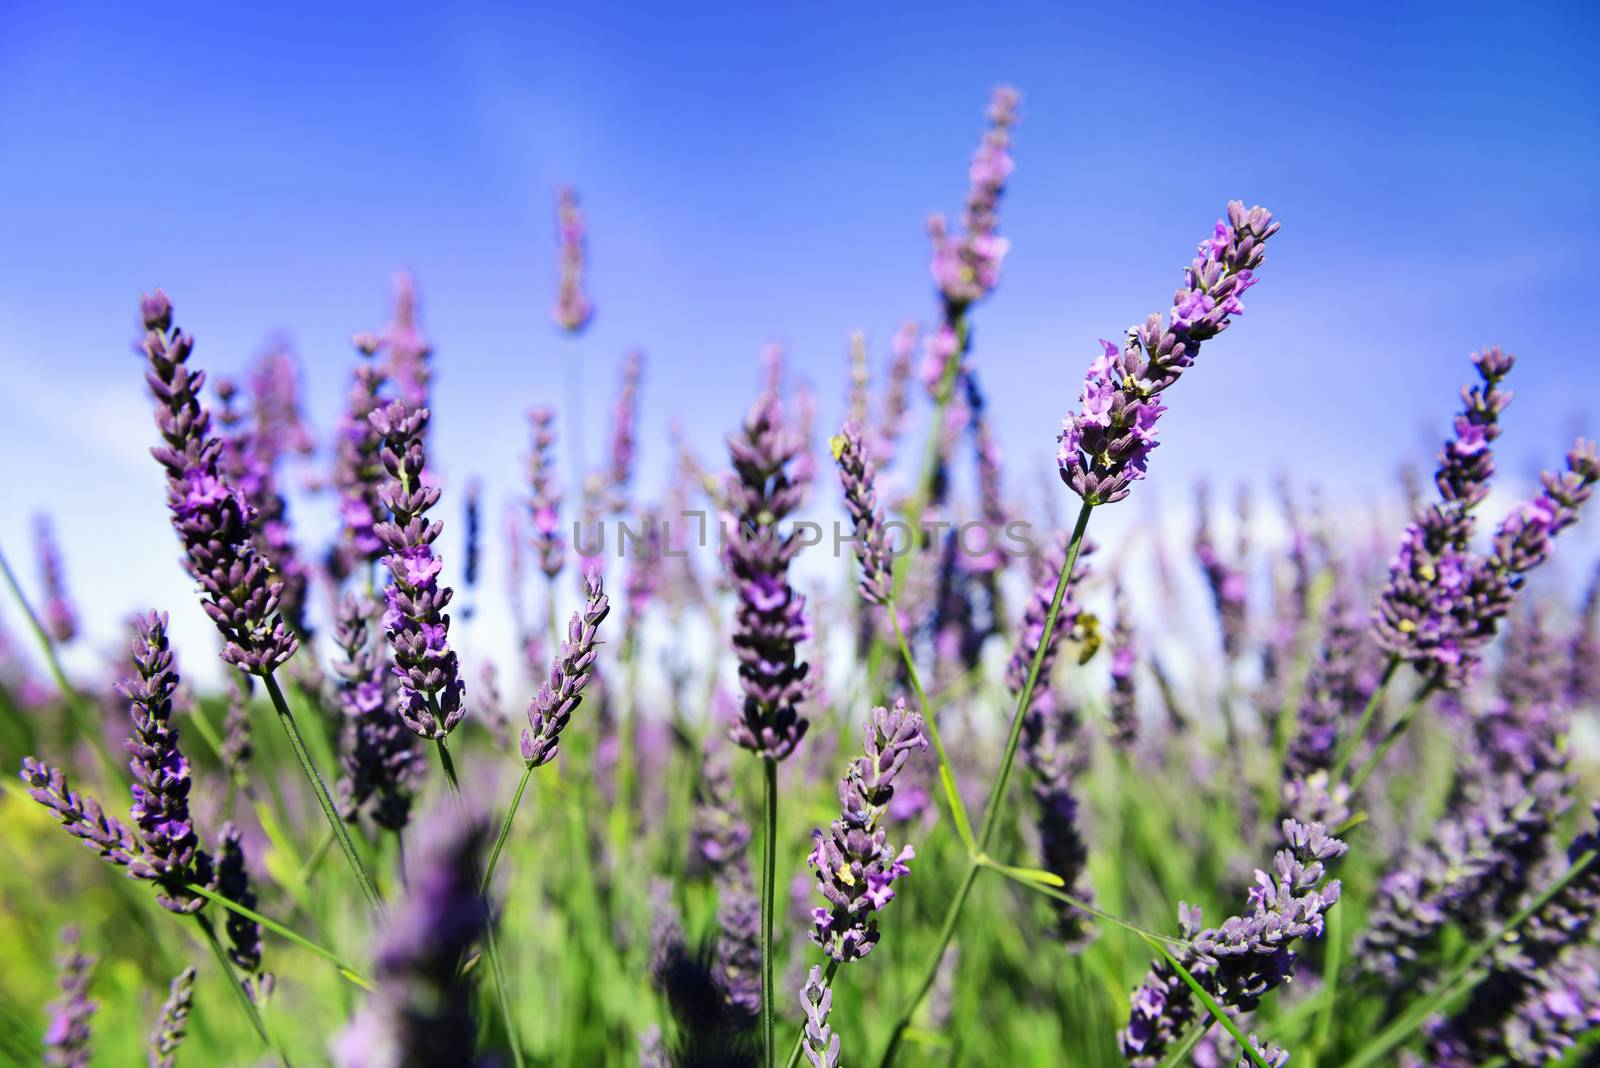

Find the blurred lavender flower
[[462, 477, 481, 598], [1572, 564, 1600, 708], [801, 965, 841, 1068], [1423, 806, 1600, 1065], [526, 407, 566, 580], [1121, 820, 1347, 1066], [690, 744, 752, 877], [846, 331, 870, 428], [216, 822, 272, 1001], [371, 401, 465, 739], [331, 337, 389, 578], [377, 271, 432, 412], [33, 515, 77, 643], [1058, 203, 1279, 505], [332, 593, 421, 832], [807, 698, 927, 962], [552, 185, 594, 333], [220, 673, 254, 781], [966, 371, 1009, 574], [607, 349, 643, 511], [833, 419, 893, 605], [44, 927, 96, 1068], [1107, 577, 1139, 750], [875, 320, 917, 466], [139, 291, 297, 674], [1021, 685, 1096, 948], [332, 802, 492, 1068], [1284, 585, 1375, 782], [147, 965, 195, 1068], [521, 571, 610, 767], [1005, 535, 1094, 696], [724, 392, 811, 761], [121, 612, 211, 913], [928, 85, 1019, 311]]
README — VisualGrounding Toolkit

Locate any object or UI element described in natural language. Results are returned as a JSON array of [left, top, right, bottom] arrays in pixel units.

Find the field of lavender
[[3, 82, 1599, 1068]]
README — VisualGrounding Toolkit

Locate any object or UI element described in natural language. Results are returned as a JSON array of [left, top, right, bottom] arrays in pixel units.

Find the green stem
[[435, 739, 525, 1068], [887, 601, 975, 850], [261, 672, 382, 911], [184, 882, 372, 989], [1143, 934, 1274, 1068], [197, 913, 290, 1066], [1339, 847, 1599, 1068], [482, 764, 535, 894], [1348, 679, 1440, 794], [1330, 657, 1399, 782], [0, 546, 123, 788], [761, 757, 779, 1068], [875, 500, 1094, 1068], [978, 855, 1191, 945]]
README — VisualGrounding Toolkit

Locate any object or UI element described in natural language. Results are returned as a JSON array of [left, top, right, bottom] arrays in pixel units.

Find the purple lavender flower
[[1285, 584, 1376, 782], [1194, 483, 1250, 660], [552, 184, 594, 333], [120, 612, 210, 913], [1372, 349, 1515, 682], [1005, 535, 1094, 696], [716, 874, 763, 1022], [1572, 565, 1600, 708], [332, 593, 423, 832], [44, 927, 96, 1068], [18, 758, 144, 870], [833, 420, 893, 605], [1107, 577, 1139, 750], [331, 336, 390, 578], [139, 291, 297, 674], [807, 698, 927, 962], [525, 406, 566, 580], [690, 744, 752, 876], [1021, 684, 1097, 948], [332, 802, 492, 1068], [1240, 1035, 1289, 1068], [521, 570, 610, 767], [216, 823, 272, 1001], [220, 673, 253, 780], [1058, 203, 1279, 505], [33, 515, 77, 643], [377, 270, 432, 412], [874, 320, 917, 466], [801, 965, 841, 1068], [1121, 820, 1347, 1067], [724, 392, 812, 761], [928, 86, 1019, 311], [371, 401, 465, 739], [846, 331, 870, 428], [1422, 806, 1600, 1066], [147, 965, 195, 1068], [462, 477, 481, 595], [607, 349, 642, 511]]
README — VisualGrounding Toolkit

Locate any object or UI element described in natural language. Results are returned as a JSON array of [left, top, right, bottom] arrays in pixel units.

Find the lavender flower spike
[[724, 392, 812, 761], [1058, 203, 1279, 505], [1121, 820, 1347, 1067], [552, 184, 594, 333], [606, 349, 643, 509], [139, 291, 297, 674], [928, 85, 1020, 311], [1107, 577, 1139, 750], [44, 927, 96, 1068], [33, 515, 78, 643], [330, 336, 389, 577], [371, 400, 465, 739], [808, 698, 927, 962], [18, 758, 143, 870], [521, 570, 610, 767], [217, 823, 272, 1001], [801, 965, 841, 1068], [332, 803, 493, 1068], [148, 966, 195, 1068], [120, 612, 210, 913], [333, 592, 421, 832], [526, 407, 565, 579], [833, 419, 892, 605], [1240, 1035, 1289, 1068]]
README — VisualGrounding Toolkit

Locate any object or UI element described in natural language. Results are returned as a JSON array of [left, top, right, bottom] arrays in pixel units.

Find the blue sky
[[2, 1, 1597, 679]]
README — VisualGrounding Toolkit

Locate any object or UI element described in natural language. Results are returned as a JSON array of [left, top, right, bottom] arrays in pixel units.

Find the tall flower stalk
[[137, 290, 380, 911], [724, 389, 812, 1066], [877, 199, 1278, 1066]]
